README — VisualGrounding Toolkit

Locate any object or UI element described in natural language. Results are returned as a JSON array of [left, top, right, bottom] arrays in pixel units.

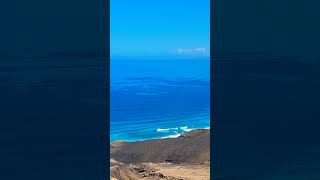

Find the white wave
[[180, 126, 210, 132], [156, 127, 179, 132], [157, 126, 197, 133], [157, 128, 170, 132], [180, 126, 188, 130], [160, 134, 181, 139], [180, 126, 193, 132]]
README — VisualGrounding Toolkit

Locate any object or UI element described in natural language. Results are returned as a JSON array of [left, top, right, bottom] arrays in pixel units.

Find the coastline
[[111, 126, 210, 143], [110, 128, 210, 180]]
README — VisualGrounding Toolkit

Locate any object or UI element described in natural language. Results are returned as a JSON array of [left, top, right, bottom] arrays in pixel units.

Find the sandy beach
[[110, 129, 210, 180]]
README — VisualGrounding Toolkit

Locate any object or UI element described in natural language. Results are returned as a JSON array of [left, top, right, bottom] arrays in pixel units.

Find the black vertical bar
[[210, 0, 215, 178], [106, 0, 110, 178], [212, 0, 320, 179], [0, 0, 109, 179]]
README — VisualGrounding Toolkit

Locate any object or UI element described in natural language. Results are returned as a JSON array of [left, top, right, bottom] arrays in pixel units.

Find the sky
[[111, 0, 210, 59]]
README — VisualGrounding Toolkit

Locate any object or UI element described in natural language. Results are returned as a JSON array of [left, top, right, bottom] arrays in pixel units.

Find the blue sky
[[111, 0, 210, 59]]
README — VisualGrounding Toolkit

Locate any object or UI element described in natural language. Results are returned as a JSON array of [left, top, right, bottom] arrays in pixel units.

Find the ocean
[[110, 59, 210, 142]]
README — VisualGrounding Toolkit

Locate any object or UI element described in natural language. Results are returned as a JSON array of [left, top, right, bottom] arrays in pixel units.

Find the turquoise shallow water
[[110, 59, 210, 142]]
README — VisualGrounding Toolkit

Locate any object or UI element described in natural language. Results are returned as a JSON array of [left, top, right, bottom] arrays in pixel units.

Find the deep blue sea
[[110, 59, 210, 142]]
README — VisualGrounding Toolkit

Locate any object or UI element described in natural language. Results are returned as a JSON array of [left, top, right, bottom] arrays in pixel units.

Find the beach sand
[[110, 129, 210, 180]]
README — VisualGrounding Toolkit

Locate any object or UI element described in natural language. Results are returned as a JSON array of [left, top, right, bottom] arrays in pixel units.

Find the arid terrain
[[110, 129, 210, 180]]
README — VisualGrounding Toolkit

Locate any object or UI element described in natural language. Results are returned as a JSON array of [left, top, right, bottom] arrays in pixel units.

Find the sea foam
[[156, 128, 179, 132]]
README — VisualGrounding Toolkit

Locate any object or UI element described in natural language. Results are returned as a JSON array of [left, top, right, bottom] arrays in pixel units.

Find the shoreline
[[110, 127, 210, 143]]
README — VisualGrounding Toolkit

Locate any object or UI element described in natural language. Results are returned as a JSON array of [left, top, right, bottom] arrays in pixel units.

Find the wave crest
[[156, 128, 179, 132]]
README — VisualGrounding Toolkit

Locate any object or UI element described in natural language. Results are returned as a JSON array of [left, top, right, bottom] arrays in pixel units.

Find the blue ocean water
[[110, 59, 210, 142]]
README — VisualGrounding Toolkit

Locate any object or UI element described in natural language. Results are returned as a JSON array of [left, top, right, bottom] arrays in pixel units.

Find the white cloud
[[177, 48, 208, 56]]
